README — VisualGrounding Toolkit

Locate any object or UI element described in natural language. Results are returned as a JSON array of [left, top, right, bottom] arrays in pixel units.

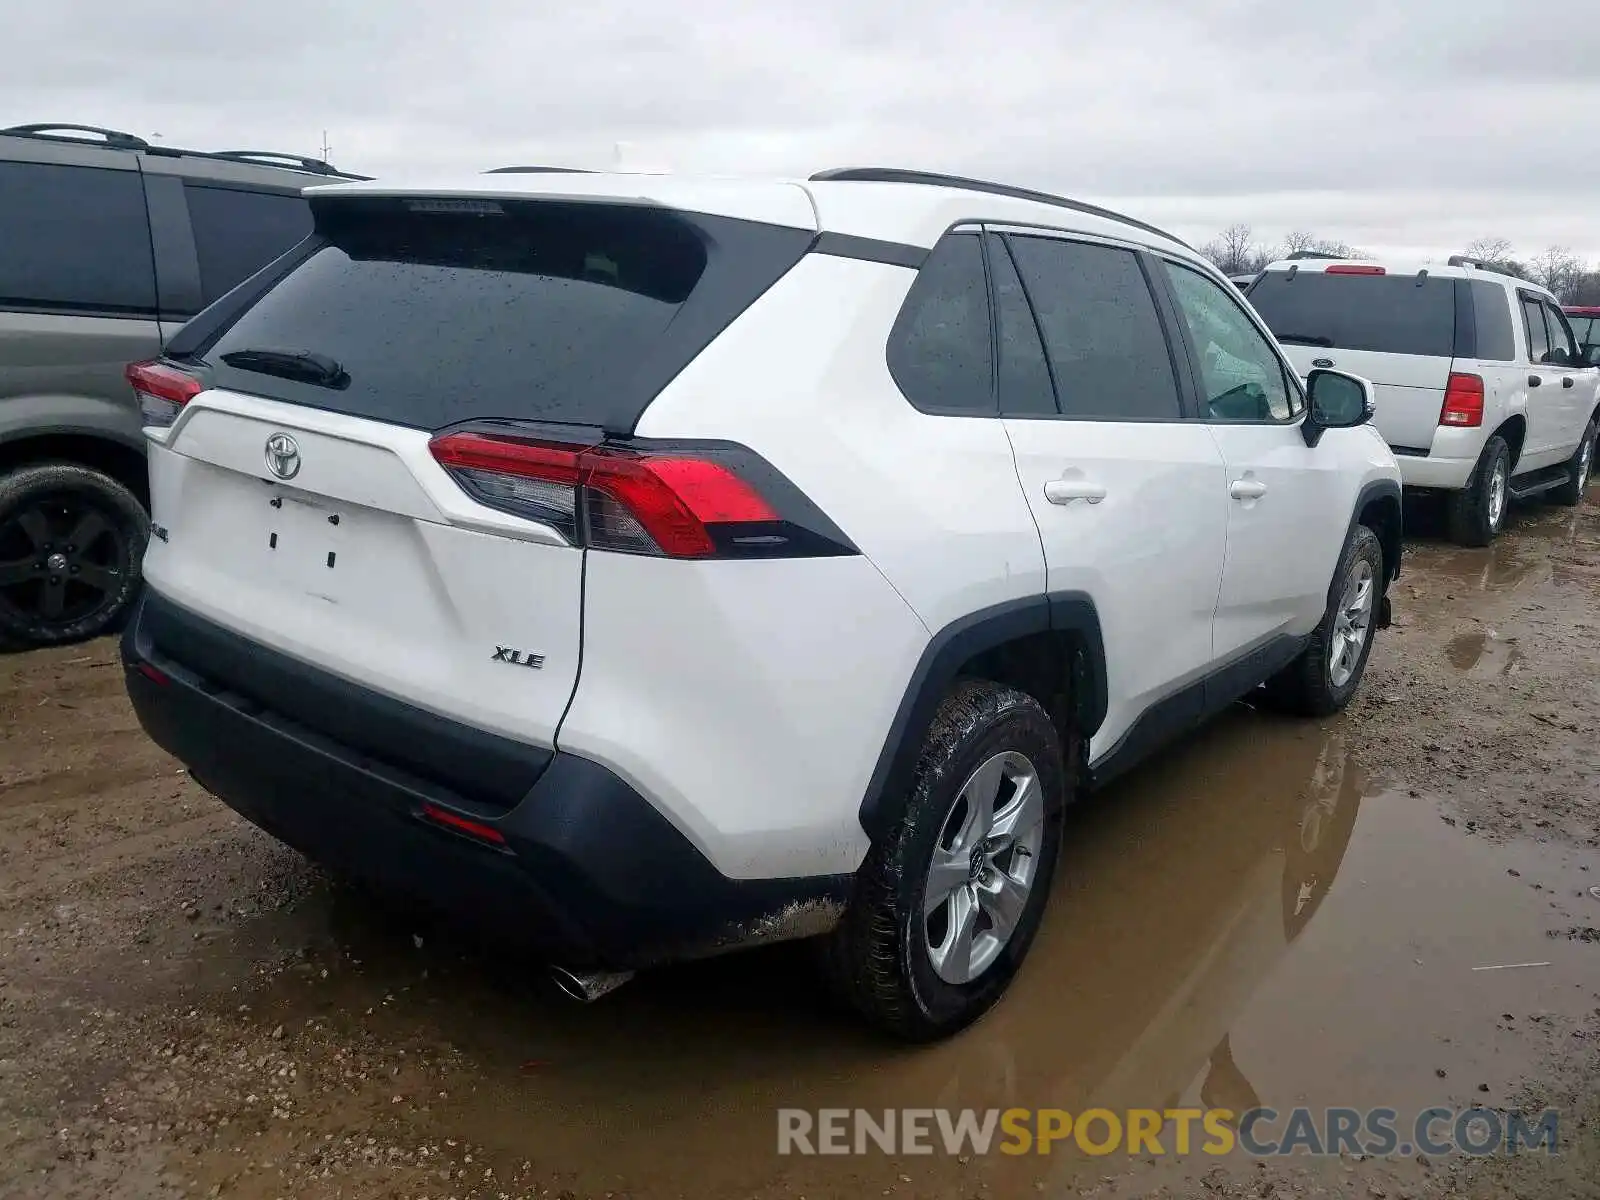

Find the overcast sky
[[10, 0, 1600, 261]]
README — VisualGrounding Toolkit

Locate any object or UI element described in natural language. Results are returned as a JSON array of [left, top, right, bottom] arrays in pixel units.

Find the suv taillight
[[1439, 372, 1485, 428], [126, 360, 203, 428], [430, 431, 811, 559]]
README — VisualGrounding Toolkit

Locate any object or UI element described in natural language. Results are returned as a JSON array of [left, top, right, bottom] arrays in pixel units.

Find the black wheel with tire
[[821, 679, 1069, 1041], [0, 463, 148, 650], [1446, 435, 1512, 547], [1262, 524, 1384, 718], [1551, 417, 1595, 507]]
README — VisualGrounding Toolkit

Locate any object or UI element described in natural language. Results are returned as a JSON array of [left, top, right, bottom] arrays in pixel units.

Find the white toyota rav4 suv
[[1248, 256, 1600, 545], [121, 168, 1402, 1040]]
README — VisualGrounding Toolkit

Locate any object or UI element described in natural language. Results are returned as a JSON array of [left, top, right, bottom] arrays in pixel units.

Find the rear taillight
[[1440, 373, 1485, 428], [126, 360, 203, 429], [1325, 264, 1386, 275], [429, 431, 841, 559]]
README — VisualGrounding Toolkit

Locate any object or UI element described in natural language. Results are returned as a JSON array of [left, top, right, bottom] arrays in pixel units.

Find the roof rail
[[2, 124, 362, 177], [484, 165, 593, 174], [1447, 255, 1486, 269], [205, 150, 349, 177], [808, 166, 1191, 249], [2, 122, 149, 149], [1285, 250, 1344, 261]]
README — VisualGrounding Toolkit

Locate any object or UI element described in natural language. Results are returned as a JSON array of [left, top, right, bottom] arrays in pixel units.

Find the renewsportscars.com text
[[776, 1106, 1560, 1158]]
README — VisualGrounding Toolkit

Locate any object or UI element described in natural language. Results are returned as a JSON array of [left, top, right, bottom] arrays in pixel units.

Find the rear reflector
[[134, 661, 171, 686], [1440, 373, 1485, 427], [1326, 265, 1386, 275], [429, 432, 780, 558], [420, 801, 508, 846], [126, 360, 203, 429]]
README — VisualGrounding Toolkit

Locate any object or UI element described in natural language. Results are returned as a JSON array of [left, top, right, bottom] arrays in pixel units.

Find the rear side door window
[[886, 231, 994, 415], [0, 160, 155, 315], [184, 185, 314, 306], [1162, 260, 1300, 422], [1003, 234, 1182, 420]]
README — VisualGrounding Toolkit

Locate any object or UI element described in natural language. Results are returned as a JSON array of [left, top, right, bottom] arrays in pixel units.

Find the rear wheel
[[1446, 435, 1511, 547], [1551, 417, 1595, 507], [0, 463, 148, 650], [822, 679, 1067, 1041]]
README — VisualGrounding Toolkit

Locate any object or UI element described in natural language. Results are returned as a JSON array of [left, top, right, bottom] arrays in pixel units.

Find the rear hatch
[[1248, 267, 1460, 453], [138, 187, 815, 787]]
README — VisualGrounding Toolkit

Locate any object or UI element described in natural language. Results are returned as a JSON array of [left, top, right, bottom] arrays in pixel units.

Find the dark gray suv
[[0, 123, 365, 649]]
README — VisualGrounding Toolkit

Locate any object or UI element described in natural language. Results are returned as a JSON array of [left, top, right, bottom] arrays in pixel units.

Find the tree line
[[1199, 226, 1600, 306]]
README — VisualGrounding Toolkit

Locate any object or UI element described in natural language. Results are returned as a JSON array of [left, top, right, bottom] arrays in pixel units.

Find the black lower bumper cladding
[[121, 591, 850, 970]]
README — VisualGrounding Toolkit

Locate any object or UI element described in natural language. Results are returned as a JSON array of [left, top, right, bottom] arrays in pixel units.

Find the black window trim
[[1517, 288, 1554, 366], [1152, 252, 1308, 428], [983, 232, 1064, 418], [975, 221, 1199, 424]]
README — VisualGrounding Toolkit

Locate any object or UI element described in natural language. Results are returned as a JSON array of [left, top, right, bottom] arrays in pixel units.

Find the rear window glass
[[185, 185, 313, 305], [1247, 271, 1457, 358], [200, 198, 806, 431]]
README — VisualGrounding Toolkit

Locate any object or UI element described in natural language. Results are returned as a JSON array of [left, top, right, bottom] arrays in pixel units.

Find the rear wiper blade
[[1274, 333, 1335, 347], [220, 348, 350, 390]]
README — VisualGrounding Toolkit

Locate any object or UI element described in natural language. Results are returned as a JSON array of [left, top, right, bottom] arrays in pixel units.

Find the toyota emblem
[[265, 432, 302, 480]]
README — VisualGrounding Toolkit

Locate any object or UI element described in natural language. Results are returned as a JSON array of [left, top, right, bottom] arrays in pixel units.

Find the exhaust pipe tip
[[550, 965, 635, 1003]]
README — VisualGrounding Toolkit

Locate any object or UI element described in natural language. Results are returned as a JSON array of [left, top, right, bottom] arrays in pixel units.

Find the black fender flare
[[856, 592, 1107, 844], [1336, 479, 1403, 623]]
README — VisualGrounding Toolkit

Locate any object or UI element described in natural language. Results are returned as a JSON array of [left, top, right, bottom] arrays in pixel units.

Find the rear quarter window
[[1466, 281, 1515, 362], [1247, 271, 1457, 358], [184, 184, 314, 306]]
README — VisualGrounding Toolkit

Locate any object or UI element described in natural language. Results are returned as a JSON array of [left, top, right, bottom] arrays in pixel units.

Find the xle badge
[[493, 646, 545, 669]]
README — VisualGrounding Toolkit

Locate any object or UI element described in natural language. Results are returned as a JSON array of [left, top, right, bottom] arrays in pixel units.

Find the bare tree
[[1530, 246, 1584, 303], [1462, 236, 1515, 264], [1282, 230, 1317, 255], [1566, 272, 1600, 307]]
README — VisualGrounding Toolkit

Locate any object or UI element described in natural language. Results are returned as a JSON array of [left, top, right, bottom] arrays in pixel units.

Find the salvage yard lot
[[2, 499, 1599, 1200]]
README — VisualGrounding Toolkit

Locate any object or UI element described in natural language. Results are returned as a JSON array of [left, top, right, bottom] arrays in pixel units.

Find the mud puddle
[[142, 712, 1598, 1199]]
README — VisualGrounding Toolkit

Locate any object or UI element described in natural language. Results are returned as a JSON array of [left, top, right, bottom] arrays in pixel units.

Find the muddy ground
[[1, 496, 1598, 1200]]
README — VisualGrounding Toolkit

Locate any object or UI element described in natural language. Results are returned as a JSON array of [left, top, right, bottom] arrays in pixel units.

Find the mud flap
[[1377, 595, 1393, 630]]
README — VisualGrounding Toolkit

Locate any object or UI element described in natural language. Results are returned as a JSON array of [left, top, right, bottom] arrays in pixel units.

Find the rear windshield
[[192, 197, 811, 432], [1247, 271, 1457, 358]]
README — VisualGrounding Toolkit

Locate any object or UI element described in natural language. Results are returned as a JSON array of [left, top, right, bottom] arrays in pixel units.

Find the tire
[[1262, 524, 1384, 718], [0, 462, 148, 650], [1550, 417, 1595, 507], [1446, 435, 1512, 547], [821, 679, 1068, 1041]]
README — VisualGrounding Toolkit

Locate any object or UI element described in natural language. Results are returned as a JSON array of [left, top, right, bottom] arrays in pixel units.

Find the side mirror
[[1302, 368, 1374, 447]]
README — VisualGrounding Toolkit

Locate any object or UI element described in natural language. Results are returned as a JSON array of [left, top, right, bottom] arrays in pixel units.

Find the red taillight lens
[[1325, 264, 1386, 275], [420, 801, 507, 847], [428, 432, 778, 558], [1440, 373, 1485, 428], [126, 360, 203, 429]]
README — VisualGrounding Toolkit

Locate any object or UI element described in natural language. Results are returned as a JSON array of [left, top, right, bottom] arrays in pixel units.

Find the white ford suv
[[120, 168, 1401, 1040], [1247, 256, 1600, 545]]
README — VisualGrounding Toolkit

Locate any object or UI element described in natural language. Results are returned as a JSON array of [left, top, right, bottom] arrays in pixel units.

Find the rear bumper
[[1390, 426, 1486, 491], [121, 591, 850, 970]]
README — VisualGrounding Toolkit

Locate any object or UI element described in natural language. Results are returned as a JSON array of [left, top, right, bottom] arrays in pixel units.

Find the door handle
[[1529, 375, 1543, 387], [1043, 479, 1107, 505], [1563, 376, 1575, 389], [1229, 478, 1269, 500]]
